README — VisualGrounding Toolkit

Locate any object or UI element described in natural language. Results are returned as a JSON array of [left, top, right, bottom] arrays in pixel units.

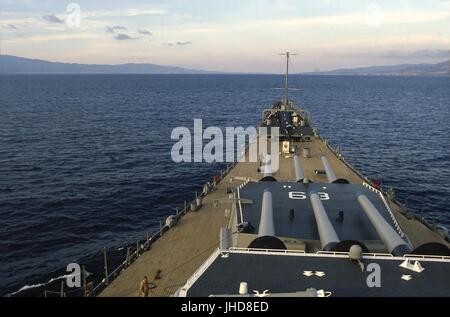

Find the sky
[[0, 0, 449, 72]]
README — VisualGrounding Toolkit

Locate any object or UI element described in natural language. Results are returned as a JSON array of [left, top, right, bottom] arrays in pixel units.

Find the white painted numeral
[[288, 191, 331, 200], [318, 192, 330, 200], [289, 192, 307, 200]]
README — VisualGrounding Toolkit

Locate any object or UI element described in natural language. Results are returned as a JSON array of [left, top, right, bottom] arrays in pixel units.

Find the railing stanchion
[[82, 265, 87, 297], [103, 247, 109, 286], [60, 280, 65, 297], [126, 248, 130, 267]]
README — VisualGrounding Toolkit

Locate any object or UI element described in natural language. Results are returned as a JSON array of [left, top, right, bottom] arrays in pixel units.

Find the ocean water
[[0, 74, 449, 296]]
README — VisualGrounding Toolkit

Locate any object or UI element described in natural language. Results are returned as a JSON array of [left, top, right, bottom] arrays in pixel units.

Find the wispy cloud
[[114, 33, 139, 41], [42, 14, 64, 24], [325, 35, 450, 51], [324, 47, 450, 62], [377, 49, 450, 60], [138, 29, 152, 36], [165, 41, 192, 46], [83, 8, 166, 18], [164, 10, 450, 36], [4, 24, 18, 30], [2, 33, 99, 44], [106, 25, 128, 33]]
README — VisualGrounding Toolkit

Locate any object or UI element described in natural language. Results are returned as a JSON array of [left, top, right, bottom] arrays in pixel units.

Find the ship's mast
[[279, 52, 297, 108], [284, 52, 290, 106]]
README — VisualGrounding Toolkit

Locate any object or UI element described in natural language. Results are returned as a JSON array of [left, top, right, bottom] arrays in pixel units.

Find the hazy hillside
[[1, 55, 449, 76], [307, 60, 450, 76], [0, 55, 215, 74]]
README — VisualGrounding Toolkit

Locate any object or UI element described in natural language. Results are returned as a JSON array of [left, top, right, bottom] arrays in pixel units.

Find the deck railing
[[32, 160, 239, 297], [362, 182, 407, 240]]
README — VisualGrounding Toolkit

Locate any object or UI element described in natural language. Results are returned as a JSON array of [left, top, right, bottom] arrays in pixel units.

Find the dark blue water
[[1, 74, 449, 296]]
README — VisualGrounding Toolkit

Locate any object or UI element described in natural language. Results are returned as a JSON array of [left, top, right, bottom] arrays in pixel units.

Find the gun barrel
[[356, 193, 412, 256], [293, 155, 304, 182], [310, 192, 340, 251]]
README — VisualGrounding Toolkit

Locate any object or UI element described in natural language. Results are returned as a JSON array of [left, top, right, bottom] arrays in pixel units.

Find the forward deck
[[100, 135, 449, 297]]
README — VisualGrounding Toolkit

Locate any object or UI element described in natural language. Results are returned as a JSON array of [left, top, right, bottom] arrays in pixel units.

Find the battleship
[[97, 53, 450, 297]]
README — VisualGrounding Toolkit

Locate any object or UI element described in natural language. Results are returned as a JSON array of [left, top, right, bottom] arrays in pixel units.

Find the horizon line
[[1, 54, 449, 75]]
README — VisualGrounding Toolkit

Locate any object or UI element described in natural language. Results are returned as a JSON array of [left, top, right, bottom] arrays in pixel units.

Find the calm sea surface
[[0, 74, 449, 295]]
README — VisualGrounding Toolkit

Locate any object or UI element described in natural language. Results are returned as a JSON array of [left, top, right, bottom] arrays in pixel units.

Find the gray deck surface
[[186, 252, 450, 297]]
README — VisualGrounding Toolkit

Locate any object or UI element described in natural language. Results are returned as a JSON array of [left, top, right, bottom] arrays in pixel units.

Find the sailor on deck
[[140, 276, 150, 297]]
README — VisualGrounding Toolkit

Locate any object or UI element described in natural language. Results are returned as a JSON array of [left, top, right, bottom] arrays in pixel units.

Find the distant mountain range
[[0, 55, 216, 74], [1, 55, 449, 76], [306, 60, 450, 76]]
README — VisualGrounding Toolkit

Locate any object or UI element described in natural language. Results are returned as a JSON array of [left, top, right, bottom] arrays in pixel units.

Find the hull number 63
[[288, 192, 330, 200]]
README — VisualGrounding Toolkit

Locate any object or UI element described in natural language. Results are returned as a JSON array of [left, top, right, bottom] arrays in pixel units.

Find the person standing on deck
[[140, 276, 150, 297]]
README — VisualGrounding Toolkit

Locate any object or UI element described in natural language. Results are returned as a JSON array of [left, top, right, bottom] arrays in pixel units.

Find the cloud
[[42, 14, 64, 24], [165, 41, 192, 46], [138, 29, 152, 36], [83, 8, 166, 18], [377, 49, 450, 60], [114, 33, 139, 41], [165, 10, 450, 36], [106, 25, 128, 33], [320, 35, 450, 52], [290, 10, 450, 27], [2, 33, 99, 44]]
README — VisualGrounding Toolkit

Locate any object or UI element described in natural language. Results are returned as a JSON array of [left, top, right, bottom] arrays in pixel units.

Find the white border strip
[[177, 248, 221, 297], [230, 247, 305, 256], [178, 247, 450, 295], [229, 247, 450, 263]]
